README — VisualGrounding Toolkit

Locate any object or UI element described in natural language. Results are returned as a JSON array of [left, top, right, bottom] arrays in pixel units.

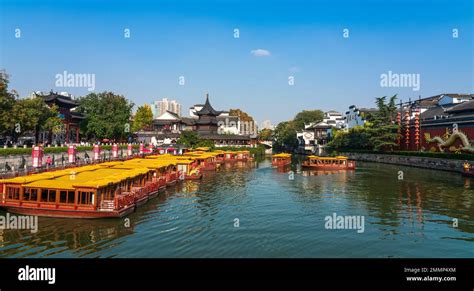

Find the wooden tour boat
[[0, 148, 257, 219], [301, 155, 356, 170], [272, 153, 292, 167]]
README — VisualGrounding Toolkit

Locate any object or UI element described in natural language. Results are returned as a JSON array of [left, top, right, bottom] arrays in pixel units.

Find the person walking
[[46, 156, 52, 168]]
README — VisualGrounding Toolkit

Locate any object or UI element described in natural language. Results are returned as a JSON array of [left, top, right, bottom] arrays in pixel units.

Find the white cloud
[[250, 49, 271, 57]]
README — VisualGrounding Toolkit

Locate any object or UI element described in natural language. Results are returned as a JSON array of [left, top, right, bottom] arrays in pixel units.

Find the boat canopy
[[307, 155, 348, 160], [272, 153, 291, 158], [18, 166, 151, 190]]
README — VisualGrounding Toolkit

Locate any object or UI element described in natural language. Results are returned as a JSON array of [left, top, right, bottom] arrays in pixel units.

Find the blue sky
[[1, 0, 473, 124]]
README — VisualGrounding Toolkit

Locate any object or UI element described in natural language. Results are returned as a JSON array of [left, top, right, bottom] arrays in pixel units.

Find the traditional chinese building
[[399, 93, 474, 152], [193, 94, 222, 134], [35, 91, 85, 144], [141, 93, 256, 147]]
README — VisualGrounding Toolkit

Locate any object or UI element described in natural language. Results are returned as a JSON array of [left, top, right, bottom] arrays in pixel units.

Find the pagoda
[[35, 91, 84, 144], [194, 93, 223, 134]]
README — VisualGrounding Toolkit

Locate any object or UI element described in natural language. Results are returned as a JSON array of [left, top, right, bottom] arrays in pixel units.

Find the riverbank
[[341, 151, 467, 173]]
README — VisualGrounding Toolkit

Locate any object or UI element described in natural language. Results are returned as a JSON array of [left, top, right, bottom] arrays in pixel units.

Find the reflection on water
[[0, 158, 472, 258]]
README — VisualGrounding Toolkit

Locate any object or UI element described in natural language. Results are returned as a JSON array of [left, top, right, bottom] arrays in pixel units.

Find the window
[[59, 191, 75, 204], [78, 191, 93, 205], [41, 189, 56, 203], [23, 188, 38, 201], [6, 187, 20, 200]]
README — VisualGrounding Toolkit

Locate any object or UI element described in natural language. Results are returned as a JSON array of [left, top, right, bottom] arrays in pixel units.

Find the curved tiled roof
[[35, 91, 79, 108], [195, 95, 222, 116]]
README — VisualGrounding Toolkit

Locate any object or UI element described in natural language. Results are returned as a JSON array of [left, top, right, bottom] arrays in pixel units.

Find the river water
[[0, 159, 472, 258]]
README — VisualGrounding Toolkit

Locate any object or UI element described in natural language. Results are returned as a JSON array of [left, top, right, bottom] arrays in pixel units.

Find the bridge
[[258, 140, 273, 154]]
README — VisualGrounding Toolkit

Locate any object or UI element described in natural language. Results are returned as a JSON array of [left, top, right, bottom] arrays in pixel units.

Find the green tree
[[177, 131, 200, 147], [195, 139, 215, 149], [367, 95, 399, 151], [77, 92, 134, 141], [0, 70, 18, 136], [258, 128, 273, 141], [327, 95, 399, 152], [327, 126, 372, 150], [132, 104, 153, 132], [4, 97, 61, 143], [273, 121, 298, 151], [293, 110, 324, 130]]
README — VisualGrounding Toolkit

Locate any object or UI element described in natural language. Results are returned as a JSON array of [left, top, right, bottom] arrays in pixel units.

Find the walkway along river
[[0, 158, 472, 258]]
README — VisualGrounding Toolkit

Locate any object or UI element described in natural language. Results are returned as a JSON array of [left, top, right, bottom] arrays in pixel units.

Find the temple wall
[[400, 124, 474, 152]]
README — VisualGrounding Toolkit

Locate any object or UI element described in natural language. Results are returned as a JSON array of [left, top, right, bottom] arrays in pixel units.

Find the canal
[[0, 159, 473, 258]]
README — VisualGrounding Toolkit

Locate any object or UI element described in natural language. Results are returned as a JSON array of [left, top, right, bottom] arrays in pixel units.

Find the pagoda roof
[[35, 91, 79, 108], [70, 111, 85, 120], [195, 94, 222, 116]]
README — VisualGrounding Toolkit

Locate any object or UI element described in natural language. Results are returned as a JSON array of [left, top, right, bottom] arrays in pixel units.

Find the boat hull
[[0, 205, 135, 219], [185, 174, 202, 180], [272, 161, 291, 167], [301, 164, 356, 170]]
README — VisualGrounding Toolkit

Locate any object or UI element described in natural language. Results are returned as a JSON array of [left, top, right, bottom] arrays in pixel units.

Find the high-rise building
[[151, 98, 182, 118], [261, 120, 275, 130]]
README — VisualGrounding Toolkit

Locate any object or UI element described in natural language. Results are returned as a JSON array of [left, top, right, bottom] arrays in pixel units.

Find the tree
[[0, 70, 17, 136], [327, 95, 399, 152], [367, 95, 399, 151], [177, 131, 216, 149], [3, 97, 61, 143], [77, 92, 134, 141], [273, 121, 299, 151], [293, 110, 324, 130], [258, 128, 273, 141], [177, 131, 199, 147], [229, 108, 256, 134], [327, 126, 372, 150], [132, 104, 153, 132]]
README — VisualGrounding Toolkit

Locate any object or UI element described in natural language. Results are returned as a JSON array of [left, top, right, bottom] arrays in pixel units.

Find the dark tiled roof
[[199, 133, 251, 140], [420, 106, 449, 120], [181, 117, 196, 125], [415, 93, 474, 107], [153, 119, 182, 125], [441, 93, 474, 99], [195, 95, 222, 116], [135, 131, 180, 138], [70, 111, 85, 120], [35, 91, 79, 108], [195, 119, 219, 125], [446, 100, 474, 113]]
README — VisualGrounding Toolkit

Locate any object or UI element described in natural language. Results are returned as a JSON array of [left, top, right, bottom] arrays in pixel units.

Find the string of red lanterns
[[405, 110, 410, 149], [414, 110, 420, 150], [396, 111, 401, 147]]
